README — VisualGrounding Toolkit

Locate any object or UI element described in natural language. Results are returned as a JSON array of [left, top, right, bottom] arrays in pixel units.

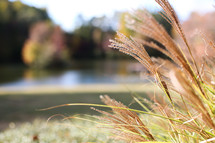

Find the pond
[[0, 60, 148, 88]]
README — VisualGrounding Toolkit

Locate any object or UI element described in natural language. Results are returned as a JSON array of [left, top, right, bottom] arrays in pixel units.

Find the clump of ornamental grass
[[94, 0, 215, 142], [41, 0, 214, 142]]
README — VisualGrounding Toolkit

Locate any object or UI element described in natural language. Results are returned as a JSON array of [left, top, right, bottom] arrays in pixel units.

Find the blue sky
[[17, 0, 215, 32]]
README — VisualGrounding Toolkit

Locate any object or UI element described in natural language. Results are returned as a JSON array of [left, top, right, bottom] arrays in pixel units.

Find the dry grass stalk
[[155, 0, 200, 76]]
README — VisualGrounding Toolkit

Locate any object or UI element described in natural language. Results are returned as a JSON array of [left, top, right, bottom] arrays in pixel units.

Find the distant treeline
[[0, 0, 172, 67]]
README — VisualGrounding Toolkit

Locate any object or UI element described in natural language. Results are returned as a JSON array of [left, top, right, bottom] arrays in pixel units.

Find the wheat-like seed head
[[92, 95, 155, 142]]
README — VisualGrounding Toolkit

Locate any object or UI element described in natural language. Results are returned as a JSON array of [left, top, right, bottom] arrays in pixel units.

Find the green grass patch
[[0, 92, 147, 131]]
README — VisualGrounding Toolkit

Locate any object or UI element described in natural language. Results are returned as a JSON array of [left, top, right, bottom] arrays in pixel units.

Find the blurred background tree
[[67, 16, 115, 59], [173, 11, 215, 59], [0, 0, 50, 64], [22, 22, 69, 68]]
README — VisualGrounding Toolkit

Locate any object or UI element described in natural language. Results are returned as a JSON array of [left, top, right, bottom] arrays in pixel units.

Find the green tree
[[0, 0, 50, 63], [22, 22, 68, 68]]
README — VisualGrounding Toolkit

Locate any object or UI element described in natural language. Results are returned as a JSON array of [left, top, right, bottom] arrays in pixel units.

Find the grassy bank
[[0, 83, 157, 142], [0, 83, 158, 131], [0, 92, 146, 122]]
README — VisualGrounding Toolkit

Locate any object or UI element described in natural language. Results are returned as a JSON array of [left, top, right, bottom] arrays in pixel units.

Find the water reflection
[[0, 60, 147, 88]]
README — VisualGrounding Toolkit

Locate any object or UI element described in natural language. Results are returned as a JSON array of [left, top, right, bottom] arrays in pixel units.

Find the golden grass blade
[[200, 137, 215, 143], [169, 69, 215, 130], [155, 0, 201, 82]]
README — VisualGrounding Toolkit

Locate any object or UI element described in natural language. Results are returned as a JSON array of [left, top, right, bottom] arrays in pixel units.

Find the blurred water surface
[[0, 60, 147, 88]]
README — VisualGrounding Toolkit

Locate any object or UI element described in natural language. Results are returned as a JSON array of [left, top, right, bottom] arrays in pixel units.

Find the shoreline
[[0, 83, 159, 95]]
